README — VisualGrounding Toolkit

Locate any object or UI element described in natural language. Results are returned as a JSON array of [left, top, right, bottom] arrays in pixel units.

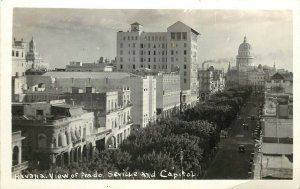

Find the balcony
[[12, 161, 29, 173]]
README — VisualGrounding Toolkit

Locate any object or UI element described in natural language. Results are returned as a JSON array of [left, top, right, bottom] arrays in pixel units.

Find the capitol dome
[[238, 36, 253, 57]]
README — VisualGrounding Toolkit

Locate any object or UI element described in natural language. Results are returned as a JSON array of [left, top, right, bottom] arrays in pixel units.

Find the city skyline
[[13, 9, 293, 71]]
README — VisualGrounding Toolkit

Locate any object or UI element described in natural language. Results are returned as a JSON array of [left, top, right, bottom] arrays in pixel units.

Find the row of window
[[119, 63, 187, 70], [171, 32, 187, 41], [12, 50, 24, 57], [119, 56, 187, 63], [122, 35, 167, 42], [120, 43, 188, 49]]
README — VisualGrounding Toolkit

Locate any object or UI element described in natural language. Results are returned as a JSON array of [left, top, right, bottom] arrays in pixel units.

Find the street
[[203, 93, 264, 179]]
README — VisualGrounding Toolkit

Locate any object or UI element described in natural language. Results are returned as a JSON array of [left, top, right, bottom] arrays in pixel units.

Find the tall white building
[[116, 21, 200, 107]]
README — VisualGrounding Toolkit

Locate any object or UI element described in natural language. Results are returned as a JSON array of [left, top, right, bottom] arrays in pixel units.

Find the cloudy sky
[[13, 9, 293, 71]]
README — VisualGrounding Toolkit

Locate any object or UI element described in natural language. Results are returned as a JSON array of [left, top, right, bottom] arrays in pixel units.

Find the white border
[[1, 0, 299, 189]]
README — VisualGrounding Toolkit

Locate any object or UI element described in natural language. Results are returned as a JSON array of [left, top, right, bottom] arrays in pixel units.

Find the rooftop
[[261, 143, 293, 155], [261, 155, 293, 179], [263, 118, 293, 138], [42, 71, 132, 79]]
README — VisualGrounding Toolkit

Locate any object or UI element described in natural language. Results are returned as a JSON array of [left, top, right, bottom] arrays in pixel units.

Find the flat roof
[[42, 72, 132, 79], [262, 143, 293, 155], [261, 155, 292, 179], [263, 118, 293, 138]]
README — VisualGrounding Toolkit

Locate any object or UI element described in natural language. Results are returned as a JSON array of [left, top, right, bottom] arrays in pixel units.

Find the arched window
[[12, 146, 19, 166], [38, 134, 47, 148]]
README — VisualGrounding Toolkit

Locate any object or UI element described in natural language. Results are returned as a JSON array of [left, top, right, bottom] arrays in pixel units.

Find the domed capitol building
[[226, 36, 276, 91]]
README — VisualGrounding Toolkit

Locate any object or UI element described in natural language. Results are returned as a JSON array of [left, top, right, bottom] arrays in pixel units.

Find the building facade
[[25, 72, 156, 129], [116, 21, 200, 107], [198, 66, 225, 101], [12, 38, 27, 101], [12, 100, 95, 170], [155, 72, 181, 118]]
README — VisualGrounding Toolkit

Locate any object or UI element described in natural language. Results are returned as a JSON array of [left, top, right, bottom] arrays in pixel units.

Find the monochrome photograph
[[8, 8, 295, 180]]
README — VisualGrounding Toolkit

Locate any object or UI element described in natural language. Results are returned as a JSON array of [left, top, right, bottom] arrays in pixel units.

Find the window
[[148, 51, 150, 55], [171, 32, 176, 40], [135, 36, 138, 40], [171, 57, 174, 62], [133, 50, 135, 55], [120, 64, 123, 69], [171, 50, 174, 55], [182, 32, 187, 40], [184, 71, 186, 76], [184, 50, 187, 55], [153, 51, 156, 55], [184, 64, 187, 69], [133, 64, 136, 69], [133, 43, 135, 48], [128, 36, 130, 40], [148, 65, 150, 69], [155, 36, 158, 41], [153, 45, 156, 48], [154, 58, 156, 62], [16, 51, 19, 57], [148, 58, 150, 62], [141, 44, 143, 48], [141, 58, 143, 62], [184, 78, 187, 83], [176, 32, 181, 40], [123, 36, 126, 40], [12, 50, 14, 56]]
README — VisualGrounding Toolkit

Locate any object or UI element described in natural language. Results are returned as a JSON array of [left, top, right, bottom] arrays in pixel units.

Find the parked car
[[238, 145, 245, 153]]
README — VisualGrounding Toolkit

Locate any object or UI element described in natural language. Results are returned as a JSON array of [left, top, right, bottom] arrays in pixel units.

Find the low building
[[12, 131, 28, 178]]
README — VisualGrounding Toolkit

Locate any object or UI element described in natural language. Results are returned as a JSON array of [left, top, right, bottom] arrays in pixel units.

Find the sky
[[13, 9, 293, 71]]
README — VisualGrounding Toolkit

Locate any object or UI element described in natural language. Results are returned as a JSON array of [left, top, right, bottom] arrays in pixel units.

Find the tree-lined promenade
[[25, 87, 252, 179]]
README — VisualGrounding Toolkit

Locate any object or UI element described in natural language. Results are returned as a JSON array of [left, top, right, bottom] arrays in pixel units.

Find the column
[[68, 150, 71, 165], [50, 154, 56, 166], [18, 144, 22, 165]]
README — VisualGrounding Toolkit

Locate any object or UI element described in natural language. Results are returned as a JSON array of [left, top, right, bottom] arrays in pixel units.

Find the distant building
[[198, 66, 225, 101], [12, 100, 94, 170], [66, 61, 113, 72], [116, 21, 200, 107], [265, 72, 293, 95], [12, 38, 27, 102], [247, 68, 265, 92], [25, 37, 49, 70]]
